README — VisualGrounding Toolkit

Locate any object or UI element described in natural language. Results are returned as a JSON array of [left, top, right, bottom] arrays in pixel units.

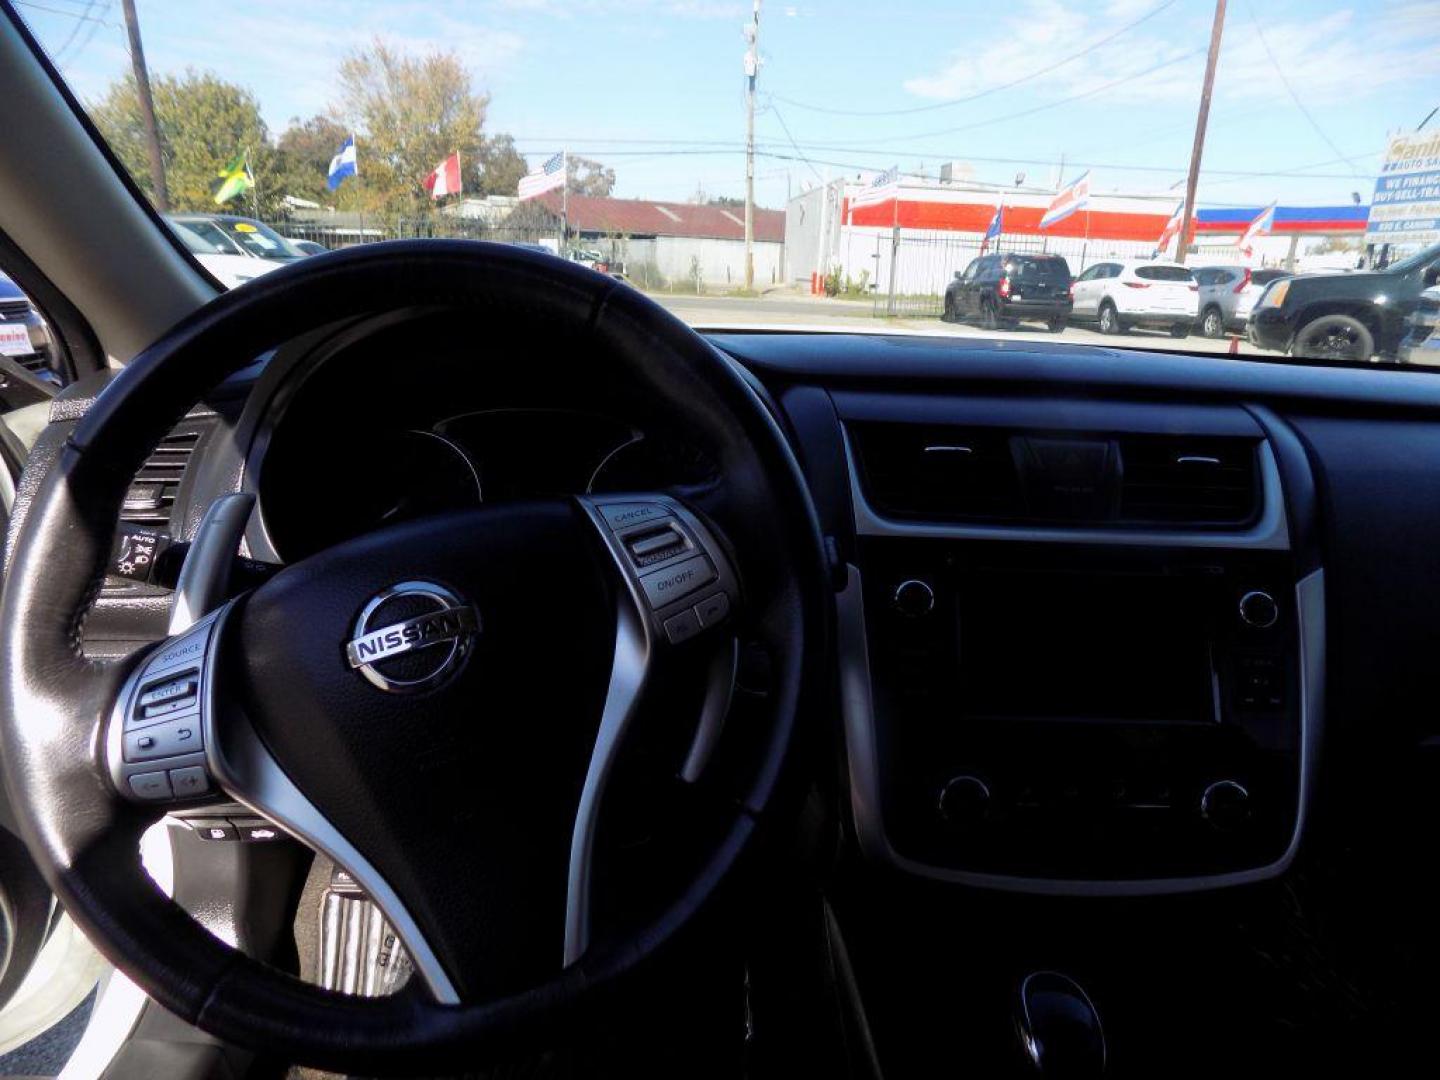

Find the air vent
[[120, 426, 205, 527], [1117, 436, 1259, 525], [850, 422, 1023, 520]]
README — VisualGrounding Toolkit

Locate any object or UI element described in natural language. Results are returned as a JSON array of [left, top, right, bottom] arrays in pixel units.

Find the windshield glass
[[166, 219, 227, 255], [14, 0, 1440, 367]]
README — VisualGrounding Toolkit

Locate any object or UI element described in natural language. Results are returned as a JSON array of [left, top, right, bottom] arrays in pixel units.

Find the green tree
[[274, 114, 352, 206], [474, 133, 528, 197], [91, 70, 282, 215], [568, 156, 615, 197], [331, 39, 489, 215]]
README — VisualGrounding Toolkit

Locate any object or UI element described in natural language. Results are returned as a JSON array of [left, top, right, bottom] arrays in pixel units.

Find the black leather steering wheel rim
[[0, 242, 829, 1073]]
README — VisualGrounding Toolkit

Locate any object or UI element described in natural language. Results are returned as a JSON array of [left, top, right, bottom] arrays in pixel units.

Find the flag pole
[[246, 146, 260, 219], [561, 149, 569, 255]]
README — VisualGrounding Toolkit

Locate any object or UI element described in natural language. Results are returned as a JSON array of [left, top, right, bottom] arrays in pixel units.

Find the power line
[[13, 0, 117, 25], [766, 104, 823, 183], [51, 0, 100, 61], [832, 48, 1207, 147], [1243, 0, 1367, 179], [771, 0, 1180, 118]]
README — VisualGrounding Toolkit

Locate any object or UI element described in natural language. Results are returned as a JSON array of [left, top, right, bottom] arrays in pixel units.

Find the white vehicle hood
[[193, 252, 287, 289]]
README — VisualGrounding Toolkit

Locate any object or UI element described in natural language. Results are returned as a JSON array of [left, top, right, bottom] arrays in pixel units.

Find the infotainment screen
[[956, 569, 1216, 724]]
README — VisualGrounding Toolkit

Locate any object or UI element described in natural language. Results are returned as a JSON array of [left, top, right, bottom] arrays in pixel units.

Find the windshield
[[166, 219, 228, 255], [15, 0, 1440, 368]]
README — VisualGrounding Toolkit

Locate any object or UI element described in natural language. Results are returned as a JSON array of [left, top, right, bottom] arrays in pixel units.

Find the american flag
[[518, 152, 566, 200], [850, 165, 899, 209]]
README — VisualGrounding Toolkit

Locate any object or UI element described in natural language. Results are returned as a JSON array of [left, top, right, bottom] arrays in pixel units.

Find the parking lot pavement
[[648, 291, 1277, 360]]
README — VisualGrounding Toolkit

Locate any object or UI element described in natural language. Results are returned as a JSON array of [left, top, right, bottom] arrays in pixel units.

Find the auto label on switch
[[111, 527, 169, 582]]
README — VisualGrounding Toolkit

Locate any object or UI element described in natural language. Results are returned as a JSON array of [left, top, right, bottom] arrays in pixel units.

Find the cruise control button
[[123, 717, 203, 762], [169, 766, 211, 798], [663, 608, 703, 644], [639, 556, 715, 609], [693, 591, 730, 627], [128, 771, 173, 800], [599, 503, 669, 531]]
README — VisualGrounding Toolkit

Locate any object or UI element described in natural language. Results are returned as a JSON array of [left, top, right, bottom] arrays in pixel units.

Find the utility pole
[[743, 0, 760, 291], [1175, 0, 1226, 265], [121, 0, 169, 211]]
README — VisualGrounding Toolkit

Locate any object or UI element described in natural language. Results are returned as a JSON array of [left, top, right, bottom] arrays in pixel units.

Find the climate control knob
[[1200, 779, 1251, 832], [893, 579, 935, 618], [938, 774, 991, 827], [1238, 590, 1279, 629]]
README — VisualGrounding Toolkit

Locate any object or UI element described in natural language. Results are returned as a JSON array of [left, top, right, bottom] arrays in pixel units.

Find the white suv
[[1070, 259, 1199, 338]]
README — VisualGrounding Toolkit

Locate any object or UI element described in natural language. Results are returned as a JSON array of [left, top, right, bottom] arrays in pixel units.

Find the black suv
[[1248, 241, 1440, 362], [943, 252, 1073, 332]]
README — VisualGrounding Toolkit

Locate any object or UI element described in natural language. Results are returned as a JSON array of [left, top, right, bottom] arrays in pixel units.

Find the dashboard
[[22, 318, 1440, 1073]]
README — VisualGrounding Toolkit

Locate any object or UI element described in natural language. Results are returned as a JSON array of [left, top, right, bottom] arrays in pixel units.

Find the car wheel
[[1098, 301, 1121, 335], [1292, 314, 1375, 363], [1169, 322, 1190, 339], [1200, 306, 1224, 338], [1047, 317, 1066, 333], [980, 298, 999, 331], [942, 294, 955, 322]]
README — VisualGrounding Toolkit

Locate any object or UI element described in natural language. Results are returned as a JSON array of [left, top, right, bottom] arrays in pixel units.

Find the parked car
[[1070, 259, 1198, 337], [1397, 285, 1440, 365], [166, 219, 288, 289], [0, 271, 57, 383], [286, 238, 328, 256], [943, 252, 1073, 331], [1194, 266, 1292, 338], [168, 213, 309, 262], [1249, 243, 1440, 362], [568, 248, 626, 279]]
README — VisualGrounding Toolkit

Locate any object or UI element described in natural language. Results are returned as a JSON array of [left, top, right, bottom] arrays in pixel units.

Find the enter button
[[639, 556, 715, 609]]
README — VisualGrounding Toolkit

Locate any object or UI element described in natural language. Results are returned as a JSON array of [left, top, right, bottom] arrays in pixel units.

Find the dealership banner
[[1365, 131, 1440, 247]]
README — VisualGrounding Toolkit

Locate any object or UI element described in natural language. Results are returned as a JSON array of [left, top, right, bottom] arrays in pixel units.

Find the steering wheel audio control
[[107, 608, 222, 803]]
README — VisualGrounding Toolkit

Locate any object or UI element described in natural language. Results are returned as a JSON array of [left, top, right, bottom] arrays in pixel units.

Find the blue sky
[[15, 0, 1440, 209]]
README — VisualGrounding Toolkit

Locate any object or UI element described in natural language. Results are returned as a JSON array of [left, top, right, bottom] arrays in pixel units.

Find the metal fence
[[872, 231, 1162, 318], [264, 216, 553, 250]]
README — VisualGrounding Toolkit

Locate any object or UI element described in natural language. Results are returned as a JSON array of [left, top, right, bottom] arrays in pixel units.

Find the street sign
[[1365, 131, 1440, 247]]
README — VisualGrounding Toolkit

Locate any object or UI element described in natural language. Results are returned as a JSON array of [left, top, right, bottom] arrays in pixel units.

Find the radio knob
[[893, 579, 935, 618], [1200, 780, 1250, 832], [1238, 590, 1279, 629], [938, 774, 991, 827]]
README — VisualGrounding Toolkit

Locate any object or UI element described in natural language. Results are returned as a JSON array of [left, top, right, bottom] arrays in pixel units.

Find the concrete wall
[[630, 236, 784, 289]]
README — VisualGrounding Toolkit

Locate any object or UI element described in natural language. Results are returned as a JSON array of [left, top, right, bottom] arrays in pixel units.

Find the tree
[[331, 39, 489, 215], [91, 70, 282, 215], [475, 133, 528, 197], [274, 114, 352, 206], [568, 156, 615, 197]]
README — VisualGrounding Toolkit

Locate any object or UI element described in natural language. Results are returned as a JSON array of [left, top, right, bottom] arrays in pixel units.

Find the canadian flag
[[424, 152, 462, 199]]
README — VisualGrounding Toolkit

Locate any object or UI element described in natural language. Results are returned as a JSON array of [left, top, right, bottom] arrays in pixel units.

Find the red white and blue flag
[[1156, 200, 1185, 256], [518, 152, 566, 200], [1039, 170, 1091, 229], [851, 165, 899, 209], [980, 202, 1004, 253], [1236, 201, 1277, 255]]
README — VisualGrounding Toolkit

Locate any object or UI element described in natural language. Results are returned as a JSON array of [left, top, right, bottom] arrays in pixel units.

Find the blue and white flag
[[327, 136, 357, 191], [980, 202, 1004, 253]]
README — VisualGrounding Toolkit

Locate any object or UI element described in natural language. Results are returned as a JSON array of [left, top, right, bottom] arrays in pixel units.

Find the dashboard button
[[128, 772, 173, 801], [169, 766, 211, 799], [663, 608, 703, 644], [189, 818, 236, 841], [599, 503, 670, 531], [938, 774, 991, 827], [639, 556, 715, 609], [892, 579, 935, 618], [230, 818, 283, 842], [1238, 590, 1279, 628], [123, 717, 202, 762], [138, 677, 197, 709], [694, 591, 730, 627]]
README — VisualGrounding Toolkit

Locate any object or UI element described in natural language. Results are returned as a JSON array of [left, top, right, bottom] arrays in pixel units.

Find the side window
[[960, 259, 981, 281], [1077, 265, 1102, 282], [1104, 264, 1123, 279], [978, 257, 1000, 280], [0, 270, 64, 393]]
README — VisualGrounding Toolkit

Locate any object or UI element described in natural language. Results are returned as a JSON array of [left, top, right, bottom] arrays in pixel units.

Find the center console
[[834, 396, 1321, 893]]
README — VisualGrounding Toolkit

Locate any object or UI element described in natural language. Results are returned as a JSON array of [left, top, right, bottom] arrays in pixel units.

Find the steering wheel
[[0, 243, 828, 1073]]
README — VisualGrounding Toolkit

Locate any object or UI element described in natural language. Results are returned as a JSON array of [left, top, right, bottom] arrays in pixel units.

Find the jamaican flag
[[211, 152, 253, 206]]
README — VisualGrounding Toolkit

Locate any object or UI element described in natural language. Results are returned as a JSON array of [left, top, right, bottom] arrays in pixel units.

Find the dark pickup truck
[[1248, 242, 1440, 362]]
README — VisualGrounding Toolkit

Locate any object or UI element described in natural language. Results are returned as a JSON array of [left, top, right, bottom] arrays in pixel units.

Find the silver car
[[1195, 266, 1292, 339]]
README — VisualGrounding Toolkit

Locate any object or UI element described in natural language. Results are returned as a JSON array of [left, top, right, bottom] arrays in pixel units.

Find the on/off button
[[639, 556, 715, 609]]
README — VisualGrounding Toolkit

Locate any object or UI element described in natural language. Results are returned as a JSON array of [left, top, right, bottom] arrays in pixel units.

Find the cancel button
[[639, 556, 715, 609]]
